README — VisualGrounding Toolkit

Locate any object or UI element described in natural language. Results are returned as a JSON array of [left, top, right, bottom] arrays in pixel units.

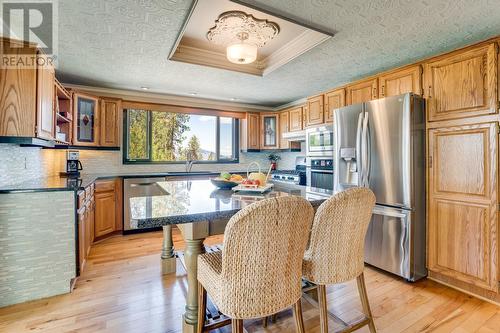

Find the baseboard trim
[[427, 276, 500, 306]]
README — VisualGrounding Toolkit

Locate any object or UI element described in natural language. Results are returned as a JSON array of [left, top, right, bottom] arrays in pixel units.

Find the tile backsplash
[[0, 145, 59, 186], [0, 143, 305, 186]]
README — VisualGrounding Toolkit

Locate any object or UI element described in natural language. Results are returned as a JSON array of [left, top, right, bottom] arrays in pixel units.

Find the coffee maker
[[66, 151, 83, 176]]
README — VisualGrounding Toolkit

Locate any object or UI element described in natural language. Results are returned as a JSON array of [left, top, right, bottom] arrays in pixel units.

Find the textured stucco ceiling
[[57, 0, 500, 107]]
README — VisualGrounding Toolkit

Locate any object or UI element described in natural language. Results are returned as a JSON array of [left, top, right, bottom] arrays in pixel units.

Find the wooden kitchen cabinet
[[95, 191, 116, 238], [279, 111, 290, 149], [427, 122, 498, 291], [379, 65, 422, 97], [288, 106, 303, 132], [94, 178, 122, 239], [240, 113, 260, 151], [36, 53, 55, 140], [100, 98, 121, 147], [77, 199, 86, 273], [260, 113, 280, 149], [346, 78, 378, 105], [305, 94, 324, 127], [424, 43, 498, 122], [324, 88, 345, 122], [73, 92, 100, 146], [0, 38, 55, 139], [77, 185, 94, 274]]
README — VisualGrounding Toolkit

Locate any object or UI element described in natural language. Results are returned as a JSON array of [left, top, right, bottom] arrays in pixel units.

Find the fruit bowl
[[210, 178, 240, 189]]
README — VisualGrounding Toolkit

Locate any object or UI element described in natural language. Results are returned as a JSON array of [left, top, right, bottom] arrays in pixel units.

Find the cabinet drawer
[[85, 186, 93, 198], [77, 190, 86, 208], [95, 180, 116, 193]]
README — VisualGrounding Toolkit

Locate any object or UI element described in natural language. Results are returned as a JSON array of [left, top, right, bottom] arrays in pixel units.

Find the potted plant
[[268, 153, 281, 171]]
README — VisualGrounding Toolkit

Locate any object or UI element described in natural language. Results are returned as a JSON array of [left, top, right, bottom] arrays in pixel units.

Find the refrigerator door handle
[[362, 111, 371, 187], [355, 112, 364, 186], [361, 111, 369, 187]]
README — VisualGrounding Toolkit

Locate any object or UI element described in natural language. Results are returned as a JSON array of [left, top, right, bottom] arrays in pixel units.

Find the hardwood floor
[[1, 230, 500, 333]]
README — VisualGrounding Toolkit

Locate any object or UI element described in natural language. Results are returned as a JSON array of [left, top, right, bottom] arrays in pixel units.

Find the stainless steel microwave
[[306, 125, 334, 156]]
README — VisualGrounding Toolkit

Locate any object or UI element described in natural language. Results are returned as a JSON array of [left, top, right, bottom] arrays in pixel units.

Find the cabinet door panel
[[0, 40, 36, 137], [36, 53, 55, 140], [428, 123, 498, 291], [288, 107, 303, 132], [346, 78, 378, 105], [379, 66, 422, 97], [279, 111, 289, 149], [261, 113, 279, 149], [433, 200, 488, 279], [73, 93, 99, 146], [324, 88, 345, 122], [94, 191, 116, 238], [306, 95, 324, 127], [78, 210, 86, 272], [100, 99, 120, 147], [424, 43, 498, 121], [248, 113, 260, 150]]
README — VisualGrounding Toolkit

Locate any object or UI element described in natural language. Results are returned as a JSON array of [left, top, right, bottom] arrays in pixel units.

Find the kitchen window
[[124, 109, 239, 163]]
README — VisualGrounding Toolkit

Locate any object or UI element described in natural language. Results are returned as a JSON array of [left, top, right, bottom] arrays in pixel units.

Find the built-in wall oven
[[306, 125, 334, 157], [307, 158, 334, 190]]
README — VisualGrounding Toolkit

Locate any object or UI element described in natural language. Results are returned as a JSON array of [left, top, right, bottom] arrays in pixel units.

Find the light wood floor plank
[[0, 229, 499, 333]]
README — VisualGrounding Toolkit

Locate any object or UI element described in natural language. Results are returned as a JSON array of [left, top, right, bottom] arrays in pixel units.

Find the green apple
[[220, 172, 231, 180]]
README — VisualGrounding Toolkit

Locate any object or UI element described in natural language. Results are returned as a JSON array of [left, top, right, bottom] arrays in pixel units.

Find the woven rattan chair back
[[303, 187, 376, 285], [219, 196, 315, 318]]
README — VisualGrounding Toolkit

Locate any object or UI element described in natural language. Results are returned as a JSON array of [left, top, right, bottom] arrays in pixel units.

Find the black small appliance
[[66, 151, 83, 176]]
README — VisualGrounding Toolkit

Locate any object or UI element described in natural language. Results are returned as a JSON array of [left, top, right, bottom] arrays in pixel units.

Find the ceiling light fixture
[[141, 87, 149, 90], [226, 32, 257, 64], [207, 11, 279, 65]]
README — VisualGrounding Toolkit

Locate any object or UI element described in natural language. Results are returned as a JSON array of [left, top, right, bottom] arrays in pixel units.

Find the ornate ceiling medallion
[[207, 11, 280, 64]]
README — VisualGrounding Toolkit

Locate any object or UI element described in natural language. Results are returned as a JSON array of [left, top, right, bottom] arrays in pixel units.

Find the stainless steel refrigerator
[[333, 93, 427, 281]]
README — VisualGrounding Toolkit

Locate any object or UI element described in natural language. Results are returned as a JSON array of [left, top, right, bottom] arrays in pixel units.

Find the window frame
[[123, 109, 239, 164]]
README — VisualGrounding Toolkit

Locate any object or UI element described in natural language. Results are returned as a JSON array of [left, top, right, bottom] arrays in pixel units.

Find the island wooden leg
[[183, 238, 206, 333], [161, 225, 176, 274]]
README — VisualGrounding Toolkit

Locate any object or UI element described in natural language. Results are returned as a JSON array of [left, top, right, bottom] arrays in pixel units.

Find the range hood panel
[[282, 130, 306, 142]]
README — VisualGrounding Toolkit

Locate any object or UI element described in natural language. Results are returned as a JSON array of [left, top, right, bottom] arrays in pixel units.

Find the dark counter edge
[[0, 172, 238, 193], [135, 199, 327, 228]]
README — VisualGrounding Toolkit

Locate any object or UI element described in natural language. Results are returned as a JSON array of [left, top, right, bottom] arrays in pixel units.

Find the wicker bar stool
[[302, 187, 376, 333], [197, 196, 315, 333]]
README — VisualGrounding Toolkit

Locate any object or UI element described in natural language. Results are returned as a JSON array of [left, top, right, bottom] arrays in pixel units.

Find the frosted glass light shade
[[226, 43, 258, 64]]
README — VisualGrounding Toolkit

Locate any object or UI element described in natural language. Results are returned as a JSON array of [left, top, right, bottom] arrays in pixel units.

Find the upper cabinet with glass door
[[73, 92, 99, 146], [260, 113, 280, 149]]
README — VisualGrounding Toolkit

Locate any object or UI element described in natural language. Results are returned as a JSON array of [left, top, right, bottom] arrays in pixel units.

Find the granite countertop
[[0, 171, 242, 193], [130, 180, 333, 229]]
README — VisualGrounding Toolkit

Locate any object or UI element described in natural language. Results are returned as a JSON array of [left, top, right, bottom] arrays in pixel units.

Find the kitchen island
[[130, 179, 332, 333]]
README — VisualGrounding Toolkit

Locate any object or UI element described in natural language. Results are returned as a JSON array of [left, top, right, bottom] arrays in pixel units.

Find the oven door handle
[[310, 169, 334, 174]]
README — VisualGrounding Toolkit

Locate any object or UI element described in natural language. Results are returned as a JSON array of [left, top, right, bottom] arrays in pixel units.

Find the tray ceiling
[[169, 0, 332, 76], [56, 0, 500, 107]]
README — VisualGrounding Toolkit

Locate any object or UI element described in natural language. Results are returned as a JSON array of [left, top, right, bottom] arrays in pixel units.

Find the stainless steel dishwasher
[[124, 177, 168, 231]]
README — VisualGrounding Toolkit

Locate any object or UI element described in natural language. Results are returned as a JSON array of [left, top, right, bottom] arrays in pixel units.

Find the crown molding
[[171, 30, 331, 77], [261, 30, 331, 76], [276, 97, 307, 111], [62, 84, 274, 112], [170, 44, 263, 76]]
